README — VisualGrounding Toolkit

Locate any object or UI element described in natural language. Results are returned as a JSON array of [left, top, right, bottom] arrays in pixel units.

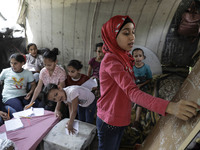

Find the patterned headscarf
[[101, 15, 135, 77]]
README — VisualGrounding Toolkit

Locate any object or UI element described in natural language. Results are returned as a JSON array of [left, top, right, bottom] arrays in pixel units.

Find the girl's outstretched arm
[[87, 65, 92, 77], [67, 97, 79, 135], [166, 100, 200, 120]]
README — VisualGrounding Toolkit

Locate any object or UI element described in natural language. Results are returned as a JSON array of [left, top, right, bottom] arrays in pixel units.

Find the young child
[[26, 48, 66, 114], [0, 53, 38, 112], [97, 15, 200, 150], [43, 83, 95, 135], [87, 42, 104, 79], [66, 59, 90, 86], [132, 48, 152, 131], [23, 43, 44, 82]]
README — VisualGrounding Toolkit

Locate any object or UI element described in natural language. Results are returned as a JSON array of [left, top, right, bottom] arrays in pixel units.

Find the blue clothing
[[96, 116, 126, 150], [77, 99, 96, 124], [133, 63, 152, 85], [0, 68, 34, 103]]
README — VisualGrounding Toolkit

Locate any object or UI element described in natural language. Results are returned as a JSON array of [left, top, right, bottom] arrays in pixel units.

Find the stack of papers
[[5, 118, 23, 131]]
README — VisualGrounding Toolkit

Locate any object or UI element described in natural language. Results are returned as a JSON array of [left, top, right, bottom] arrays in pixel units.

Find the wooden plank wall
[[25, 0, 181, 73]]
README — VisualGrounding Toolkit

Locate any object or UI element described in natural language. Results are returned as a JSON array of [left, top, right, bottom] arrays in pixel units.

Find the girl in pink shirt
[[25, 48, 66, 114], [96, 15, 200, 150]]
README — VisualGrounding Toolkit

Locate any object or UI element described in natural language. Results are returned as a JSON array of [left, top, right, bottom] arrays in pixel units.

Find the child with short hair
[[23, 43, 44, 82], [0, 53, 38, 112], [131, 48, 153, 131], [87, 42, 104, 79], [43, 83, 95, 135], [97, 15, 200, 150], [26, 48, 66, 114]]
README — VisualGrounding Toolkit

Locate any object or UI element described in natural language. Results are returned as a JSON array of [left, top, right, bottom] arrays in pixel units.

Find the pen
[[8, 108, 10, 118], [20, 116, 31, 119], [26, 102, 35, 109]]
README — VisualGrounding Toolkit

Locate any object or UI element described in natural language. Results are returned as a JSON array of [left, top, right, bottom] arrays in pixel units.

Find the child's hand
[[166, 100, 200, 121], [24, 93, 31, 100], [0, 111, 10, 120], [66, 121, 76, 135], [54, 109, 62, 119]]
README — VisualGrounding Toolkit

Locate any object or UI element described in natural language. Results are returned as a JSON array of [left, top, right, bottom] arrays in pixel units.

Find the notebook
[[5, 118, 24, 131]]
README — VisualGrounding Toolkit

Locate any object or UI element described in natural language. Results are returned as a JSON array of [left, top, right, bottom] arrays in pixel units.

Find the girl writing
[[26, 48, 66, 113], [44, 83, 95, 134], [0, 53, 37, 112], [97, 15, 200, 150]]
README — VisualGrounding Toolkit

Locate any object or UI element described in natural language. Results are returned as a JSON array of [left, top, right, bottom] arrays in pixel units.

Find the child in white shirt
[[43, 83, 95, 135]]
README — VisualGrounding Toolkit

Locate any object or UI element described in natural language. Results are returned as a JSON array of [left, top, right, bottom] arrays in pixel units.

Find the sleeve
[[145, 64, 152, 79], [0, 69, 6, 81], [104, 55, 169, 116], [39, 68, 45, 81], [58, 67, 66, 82], [88, 57, 94, 65], [26, 70, 34, 83], [69, 89, 79, 102]]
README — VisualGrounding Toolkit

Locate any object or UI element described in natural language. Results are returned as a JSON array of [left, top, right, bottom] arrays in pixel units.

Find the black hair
[[27, 43, 37, 51], [132, 48, 146, 59], [9, 53, 26, 63], [95, 42, 103, 51], [67, 59, 83, 70], [43, 83, 58, 101], [43, 48, 59, 62]]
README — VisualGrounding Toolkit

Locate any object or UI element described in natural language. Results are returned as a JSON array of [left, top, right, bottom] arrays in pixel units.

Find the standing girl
[[0, 53, 37, 112], [26, 48, 66, 114], [65, 59, 96, 124], [87, 42, 104, 79], [44, 83, 95, 134], [97, 15, 200, 150]]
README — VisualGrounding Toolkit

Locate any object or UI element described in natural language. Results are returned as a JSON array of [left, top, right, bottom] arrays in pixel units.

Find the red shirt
[[97, 53, 169, 126], [65, 74, 90, 86]]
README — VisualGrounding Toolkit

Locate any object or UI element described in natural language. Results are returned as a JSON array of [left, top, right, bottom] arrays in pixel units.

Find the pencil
[[26, 102, 35, 109], [8, 108, 10, 118]]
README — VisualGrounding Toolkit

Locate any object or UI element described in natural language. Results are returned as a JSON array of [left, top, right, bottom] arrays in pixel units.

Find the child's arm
[[25, 79, 43, 109], [24, 81, 36, 100], [54, 80, 65, 118], [67, 97, 79, 135], [137, 79, 151, 89], [87, 65, 92, 77]]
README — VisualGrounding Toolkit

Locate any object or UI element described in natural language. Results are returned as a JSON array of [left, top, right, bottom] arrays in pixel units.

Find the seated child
[[0, 53, 38, 112], [23, 43, 44, 82], [132, 48, 152, 131], [43, 83, 95, 134]]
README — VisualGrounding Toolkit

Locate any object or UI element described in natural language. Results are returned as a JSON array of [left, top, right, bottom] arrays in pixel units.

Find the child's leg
[[85, 100, 96, 124], [77, 105, 86, 122], [5, 97, 24, 112]]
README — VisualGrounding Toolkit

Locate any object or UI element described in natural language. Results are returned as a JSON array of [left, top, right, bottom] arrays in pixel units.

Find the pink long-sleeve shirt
[[97, 53, 169, 126]]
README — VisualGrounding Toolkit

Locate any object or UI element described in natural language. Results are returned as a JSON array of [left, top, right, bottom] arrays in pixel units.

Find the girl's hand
[[0, 111, 10, 120], [24, 93, 31, 100], [166, 100, 200, 121], [66, 121, 76, 135], [54, 109, 62, 119]]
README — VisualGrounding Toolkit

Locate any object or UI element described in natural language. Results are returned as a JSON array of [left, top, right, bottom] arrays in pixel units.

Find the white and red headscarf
[[101, 15, 135, 77]]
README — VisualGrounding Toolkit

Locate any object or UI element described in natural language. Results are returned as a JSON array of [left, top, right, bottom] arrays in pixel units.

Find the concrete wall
[[25, 0, 181, 73]]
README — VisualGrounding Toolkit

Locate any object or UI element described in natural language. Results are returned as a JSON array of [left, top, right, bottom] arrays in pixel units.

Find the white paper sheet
[[13, 108, 33, 118], [33, 108, 44, 116], [81, 78, 98, 91], [65, 121, 79, 135], [5, 118, 23, 131]]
